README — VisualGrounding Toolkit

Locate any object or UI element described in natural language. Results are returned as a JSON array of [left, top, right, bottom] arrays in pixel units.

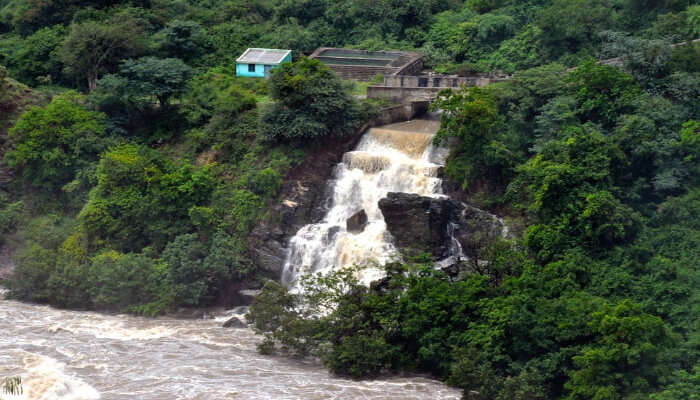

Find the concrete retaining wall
[[383, 74, 509, 88], [367, 101, 430, 126], [367, 86, 443, 103], [369, 73, 511, 102], [395, 57, 424, 76]]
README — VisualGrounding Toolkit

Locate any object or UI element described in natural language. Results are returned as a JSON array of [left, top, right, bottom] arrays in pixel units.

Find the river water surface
[[1, 291, 460, 400]]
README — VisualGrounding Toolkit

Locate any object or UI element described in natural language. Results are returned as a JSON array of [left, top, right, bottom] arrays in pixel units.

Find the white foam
[[48, 319, 175, 341], [11, 353, 100, 400]]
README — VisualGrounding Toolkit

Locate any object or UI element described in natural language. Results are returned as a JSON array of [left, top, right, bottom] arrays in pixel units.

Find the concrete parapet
[[367, 86, 444, 103], [368, 101, 430, 125]]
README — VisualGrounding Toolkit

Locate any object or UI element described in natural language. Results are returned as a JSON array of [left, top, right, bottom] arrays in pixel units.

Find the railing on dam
[[382, 74, 509, 89], [368, 73, 510, 103]]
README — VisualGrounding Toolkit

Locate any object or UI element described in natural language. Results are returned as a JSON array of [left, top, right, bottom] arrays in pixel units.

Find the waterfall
[[282, 118, 447, 287]]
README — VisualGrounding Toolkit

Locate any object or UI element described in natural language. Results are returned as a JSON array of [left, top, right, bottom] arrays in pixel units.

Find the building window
[[248, 64, 256, 72], [433, 78, 441, 87], [418, 77, 428, 87]]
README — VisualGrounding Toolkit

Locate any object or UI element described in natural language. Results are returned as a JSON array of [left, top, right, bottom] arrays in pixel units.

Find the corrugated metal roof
[[236, 48, 291, 65]]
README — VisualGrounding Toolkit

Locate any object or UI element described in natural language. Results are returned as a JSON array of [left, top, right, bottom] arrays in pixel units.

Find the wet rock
[[216, 280, 263, 308], [346, 209, 368, 233], [451, 203, 507, 259], [369, 276, 393, 294], [435, 256, 475, 281], [378, 193, 454, 257], [252, 240, 287, 275], [172, 308, 217, 319], [230, 306, 249, 315], [379, 192, 507, 259], [222, 315, 247, 328]]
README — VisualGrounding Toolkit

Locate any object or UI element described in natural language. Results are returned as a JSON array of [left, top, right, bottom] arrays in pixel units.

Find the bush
[[324, 334, 399, 378], [163, 233, 229, 306], [87, 251, 169, 312], [245, 167, 282, 198], [182, 70, 257, 127], [0, 199, 24, 244], [204, 230, 250, 279], [5, 91, 109, 192], [212, 188, 263, 236], [79, 144, 214, 252], [8, 244, 57, 302]]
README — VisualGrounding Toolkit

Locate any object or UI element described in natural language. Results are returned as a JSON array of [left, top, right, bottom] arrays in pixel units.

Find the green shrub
[[324, 334, 399, 378], [79, 144, 214, 252], [0, 199, 24, 244], [182, 69, 257, 127], [8, 244, 57, 302], [5, 91, 109, 192], [211, 188, 262, 236], [87, 251, 169, 312], [163, 233, 229, 306], [246, 167, 282, 198], [204, 230, 250, 279]]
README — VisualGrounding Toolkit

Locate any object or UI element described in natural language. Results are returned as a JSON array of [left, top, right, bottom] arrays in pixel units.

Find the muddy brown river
[[0, 291, 460, 400]]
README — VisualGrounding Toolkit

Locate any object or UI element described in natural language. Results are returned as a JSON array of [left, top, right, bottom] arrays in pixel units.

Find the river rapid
[[1, 291, 460, 400]]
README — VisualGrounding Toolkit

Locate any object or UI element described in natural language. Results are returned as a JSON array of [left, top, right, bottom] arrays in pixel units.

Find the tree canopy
[[260, 57, 361, 141], [0, 1, 699, 398]]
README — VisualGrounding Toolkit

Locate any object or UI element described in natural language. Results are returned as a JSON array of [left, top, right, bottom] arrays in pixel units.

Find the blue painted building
[[236, 48, 292, 78]]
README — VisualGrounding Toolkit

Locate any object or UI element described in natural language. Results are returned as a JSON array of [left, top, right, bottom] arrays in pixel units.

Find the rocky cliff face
[[378, 192, 508, 261], [247, 133, 366, 281]]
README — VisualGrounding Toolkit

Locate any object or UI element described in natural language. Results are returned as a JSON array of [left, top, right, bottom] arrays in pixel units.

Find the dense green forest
[[1, 0, 699, 399]]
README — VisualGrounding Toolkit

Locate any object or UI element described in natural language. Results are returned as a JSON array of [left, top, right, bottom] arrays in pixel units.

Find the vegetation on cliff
[[0, 0, 699, 398], [1, 51, 367, 314]]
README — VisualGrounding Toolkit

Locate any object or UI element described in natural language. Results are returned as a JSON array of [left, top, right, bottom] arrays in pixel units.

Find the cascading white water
[[282, 118, 447, 287]]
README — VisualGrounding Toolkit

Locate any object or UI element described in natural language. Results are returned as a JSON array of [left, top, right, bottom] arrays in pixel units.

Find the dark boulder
[[249, 234, 287, 276], [451, 203, 508, 259], [379, 192, 507, 260], [378, 193, 454, 257], [346, 209, 368, 233], [215, 280, 263, 308]]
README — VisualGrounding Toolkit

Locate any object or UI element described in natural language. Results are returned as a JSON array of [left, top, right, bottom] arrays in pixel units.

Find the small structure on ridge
[[309, 47, 423, 82], [236, 48, 292, 78]]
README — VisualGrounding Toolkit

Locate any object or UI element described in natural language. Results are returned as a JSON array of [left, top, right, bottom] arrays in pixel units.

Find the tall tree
[[59, 15, 147, 90], [260, 57, 360, 141], [116, 57, 193, 106]]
